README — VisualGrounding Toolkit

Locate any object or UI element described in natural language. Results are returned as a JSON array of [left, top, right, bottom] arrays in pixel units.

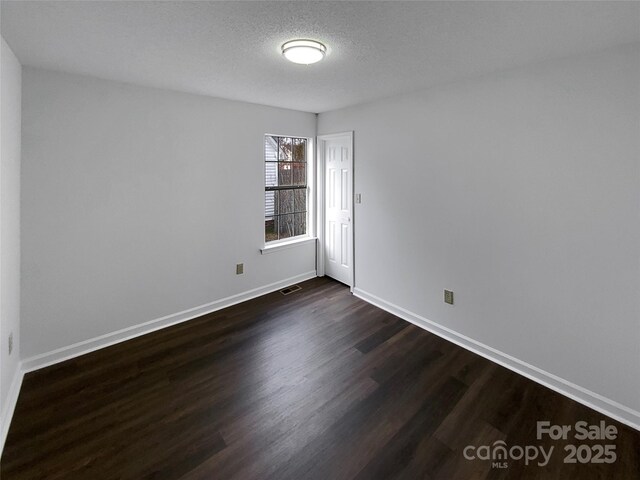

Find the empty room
[[1, 1, 639, 478]]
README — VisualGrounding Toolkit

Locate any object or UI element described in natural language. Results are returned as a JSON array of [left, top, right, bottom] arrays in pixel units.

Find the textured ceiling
[[1, 1, 639, 113]]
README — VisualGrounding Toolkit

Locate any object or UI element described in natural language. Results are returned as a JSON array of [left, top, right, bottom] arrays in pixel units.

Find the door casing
[[316, 131, 355, 290]]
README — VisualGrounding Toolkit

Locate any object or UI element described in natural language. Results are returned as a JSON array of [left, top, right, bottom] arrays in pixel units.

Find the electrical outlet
[[355, 193, 362, 204], [8, 332, 13, 355], [444, 290, 454, 305], [236, 263, 244, 275]]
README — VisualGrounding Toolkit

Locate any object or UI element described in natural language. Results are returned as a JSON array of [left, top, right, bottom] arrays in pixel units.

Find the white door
[[323, 133, 353, 286]]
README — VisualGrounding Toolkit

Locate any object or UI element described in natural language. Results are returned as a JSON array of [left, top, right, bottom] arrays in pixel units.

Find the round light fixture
[[282, 39, 326, 65]]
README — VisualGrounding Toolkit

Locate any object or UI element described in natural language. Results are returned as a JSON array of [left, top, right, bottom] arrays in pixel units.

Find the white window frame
[[261, 134, 315, 254]]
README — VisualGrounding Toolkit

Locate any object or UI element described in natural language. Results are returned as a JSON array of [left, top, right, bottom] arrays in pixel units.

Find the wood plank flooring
[[1, 277, 638, 479]]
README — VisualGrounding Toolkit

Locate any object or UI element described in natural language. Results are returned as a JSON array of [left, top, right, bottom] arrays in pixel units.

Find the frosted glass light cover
[[282, 40, 326, 65]]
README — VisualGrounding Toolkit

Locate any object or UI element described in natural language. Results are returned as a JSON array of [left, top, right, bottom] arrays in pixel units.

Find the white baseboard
[[1, 366, 24, 454], [353, 287, 640, 432], [21, 271, 317, 373]]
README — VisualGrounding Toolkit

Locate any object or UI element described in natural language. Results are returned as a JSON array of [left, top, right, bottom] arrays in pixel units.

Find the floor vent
[[280, 284, 302, 295]]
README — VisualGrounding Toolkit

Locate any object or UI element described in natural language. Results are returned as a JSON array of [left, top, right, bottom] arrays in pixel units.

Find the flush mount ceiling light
[[281, 39, 326, 65]]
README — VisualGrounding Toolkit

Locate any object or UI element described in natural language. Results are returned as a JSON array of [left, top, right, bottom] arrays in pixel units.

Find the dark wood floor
[[2, 277, 638, 479]]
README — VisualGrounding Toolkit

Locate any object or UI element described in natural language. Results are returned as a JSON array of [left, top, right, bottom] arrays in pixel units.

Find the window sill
[[261, 237, 316, 255]]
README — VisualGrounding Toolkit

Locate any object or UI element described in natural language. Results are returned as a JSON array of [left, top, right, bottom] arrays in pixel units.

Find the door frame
[[316, 131, 355, 290]]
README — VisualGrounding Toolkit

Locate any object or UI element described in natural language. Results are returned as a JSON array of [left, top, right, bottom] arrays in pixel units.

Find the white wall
[[21, 68, 316, 358], [1, 37, 22, 423], [319, 44, 640, 415]]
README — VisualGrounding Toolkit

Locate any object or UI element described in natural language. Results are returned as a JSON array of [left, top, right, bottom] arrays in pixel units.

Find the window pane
[[265, 190, 277, 217], [278, 162, 292, 186], [265, 217, 278, 242], [294, 189, 306, 213], [265, 162, 278, 187], [278, 137, 292, 161], [294, 213, 306, 236], [265, 136, 278, 162], [292, 162, 306, 186], [278, 214, 294, 239], [292, 138, 306, 162], [279, 189, 294, 214]]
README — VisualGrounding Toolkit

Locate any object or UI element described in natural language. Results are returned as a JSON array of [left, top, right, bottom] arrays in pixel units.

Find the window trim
[[260, 236, 317, 255], [263, 134, 313, 247]]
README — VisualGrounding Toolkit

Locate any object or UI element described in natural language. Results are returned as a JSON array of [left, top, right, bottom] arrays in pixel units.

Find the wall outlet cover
[[444, 290, 454, 305]]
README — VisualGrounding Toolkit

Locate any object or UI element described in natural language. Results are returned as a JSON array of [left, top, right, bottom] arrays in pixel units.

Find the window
[[265, 135, 308, 243]]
